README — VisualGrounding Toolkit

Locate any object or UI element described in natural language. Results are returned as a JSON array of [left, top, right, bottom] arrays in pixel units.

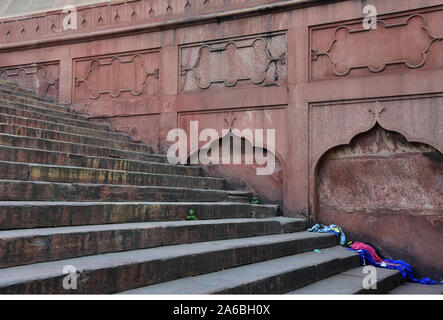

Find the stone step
[[0, 201, 278, 230], [0, 123, 150, 153], [0, 232, 337, 294], [0, 87, 59, 108], [0, 93, 64, 112], [0, 81, 37, 96], [227, 190, 254, 198], [0, 161, 224, 189], [0, 83, 96, 122], [388, 282, 443, 294], [0, 134, 167, 162], [0, 97, 91, 122], [0, 217, 306, 269], [0, 105, 110, 131], [0, 146, 199, 176], [120, 246, 360, 294], [287, 266, 404, 294], [227, 195, 253, 203], [0, 113, 131, 142], [0, 180, 238, 202]]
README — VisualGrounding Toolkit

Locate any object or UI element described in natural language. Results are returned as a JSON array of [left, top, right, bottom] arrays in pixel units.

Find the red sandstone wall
[[0, 0, 442, 276]]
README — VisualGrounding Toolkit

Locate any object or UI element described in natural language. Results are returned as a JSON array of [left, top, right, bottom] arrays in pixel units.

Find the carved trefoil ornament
[[311, 13, 443, 78], [180, 32, 287, 91], [74, 51, 160, 101]]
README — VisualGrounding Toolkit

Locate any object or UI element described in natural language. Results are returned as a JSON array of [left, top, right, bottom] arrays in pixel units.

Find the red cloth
[[350, 242, 385, 263]]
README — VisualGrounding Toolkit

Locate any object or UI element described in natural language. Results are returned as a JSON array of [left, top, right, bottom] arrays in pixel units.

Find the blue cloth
[[349, 248, 442, 285], [307, 224, 346, 246]]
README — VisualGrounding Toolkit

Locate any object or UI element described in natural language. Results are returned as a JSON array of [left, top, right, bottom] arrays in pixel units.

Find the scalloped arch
[[186, 129, 285, 170]]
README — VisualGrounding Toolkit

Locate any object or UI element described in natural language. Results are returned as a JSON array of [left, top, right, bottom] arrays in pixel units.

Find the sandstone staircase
[[0, 80, 437, 295]]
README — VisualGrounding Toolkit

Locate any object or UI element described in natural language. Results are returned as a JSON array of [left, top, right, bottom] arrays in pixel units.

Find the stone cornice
[[0, 0, 333, 52]]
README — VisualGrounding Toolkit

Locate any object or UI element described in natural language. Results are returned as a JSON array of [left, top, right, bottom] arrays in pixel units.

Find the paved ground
[[0, 0, 110, 19], [389, 283, 443, 295]]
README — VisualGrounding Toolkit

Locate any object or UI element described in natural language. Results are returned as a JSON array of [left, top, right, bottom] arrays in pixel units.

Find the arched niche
[[314, 123, 443, 278], [188, 131, 284, 207], [316, 123, 442, 217]]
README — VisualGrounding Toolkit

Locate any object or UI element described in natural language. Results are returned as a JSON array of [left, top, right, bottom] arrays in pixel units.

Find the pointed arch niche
[[188, 130, 284, 207], [308, 96, 442, 277], [316, 123, 442, 219], [178, 105, 288, 208]]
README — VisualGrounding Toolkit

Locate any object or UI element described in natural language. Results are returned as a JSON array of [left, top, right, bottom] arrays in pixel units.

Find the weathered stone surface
[[0, 93, 84, 118], [0, 123, 150, 152], [288, 267, 403, 295], [0, 160, 224, 189], [0, 104, 110, 131], [0, 201, 279, 230], [121, 246, 360, 294], [0, 145, 198, 175], [389, 282, 443, 294], [0, 180, 233, 202], [0, 232, 337, 294], [0, 134, 163, 162], [0, 217, 306, 268], [0, 87, 56, 104], [0, 114, 131, 141]]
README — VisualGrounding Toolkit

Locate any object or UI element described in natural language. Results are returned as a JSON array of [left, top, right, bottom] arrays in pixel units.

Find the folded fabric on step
[[348, 242, 442, 286], [307, 223, 346, 246], [350, 242, 387, 264]]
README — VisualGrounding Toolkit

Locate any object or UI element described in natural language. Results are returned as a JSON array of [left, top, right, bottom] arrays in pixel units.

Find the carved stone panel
[[0, 62, 60, 99], [180, 32, 287, 92], [309, 95, 443, 171], [310, 8, 443, 80], [73, 50, 160, 102]]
